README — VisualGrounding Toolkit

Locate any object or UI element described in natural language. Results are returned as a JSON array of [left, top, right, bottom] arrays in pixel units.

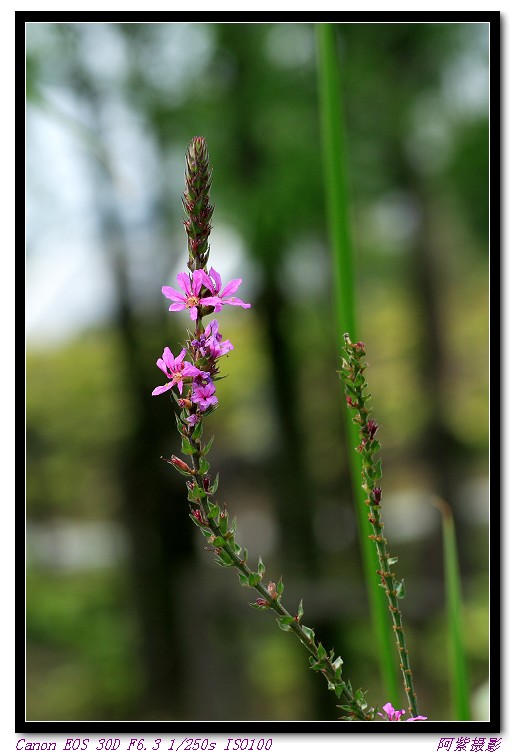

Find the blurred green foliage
[[26, 21, 490, 722]]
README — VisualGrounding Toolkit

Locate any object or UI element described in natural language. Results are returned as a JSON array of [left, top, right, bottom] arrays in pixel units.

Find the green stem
[[341, 335, 419, 717], [316, 21, 399, 704], [437, 498, 471, 720], [170, 135, 375, 721], [185, 429, 373, 721]]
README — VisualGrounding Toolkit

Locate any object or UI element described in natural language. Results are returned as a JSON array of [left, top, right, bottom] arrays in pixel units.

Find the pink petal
[[182, 363, 201, 378], [176, 272, 191, 295], [222, 297, 251, 308], [198, 269, 214, 293], [156, 358, 169, 376], [162, 285, 185, 302], [189, 306, 198, 321], [209, 267, 222, 293], [199, 295, 222, 308], [219, 278, 242, 298], [191, 270, 205, 295], [169, 302, 186, 312], [152, 383, 172, 396], [162, 347, 175, 368]]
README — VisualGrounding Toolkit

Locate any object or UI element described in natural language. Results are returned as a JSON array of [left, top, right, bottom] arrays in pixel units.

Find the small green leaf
[[249, 601, 269, 610], [333, 656, 343, 671], [257, 557, 265, 578], [239, 573, 249, 587], [202, 436, 214, 456], [277, 616, 296, 631], [363, 469, 374, 487], [297, 599, 304, 621], [181, 437, 196, 455], [191, 421, 203, 440], [302, 625, 315, 642], [208, 473, 219, 495], [394, 579, 406, 599], [387, 557, 398, 566], [218, 514, 228, 535], [218, 549, 234, 566], [317, 643, 327, 660], [207, 502, 220, 520], [187, 484, 206, 503], [276, 577, 284, 596], [199, 457, 210, 475], [212, 536, 226, 548], [248, 572, 261, 587], [213, 552, 233, 567], [200, 527, 212, 538], [334, 683, 345, 699]]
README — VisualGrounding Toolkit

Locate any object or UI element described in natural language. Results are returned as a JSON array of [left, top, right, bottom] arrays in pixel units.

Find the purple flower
[[203, 319, 234, 358], [161, 270, 216, 321], [378, 702, 427, 722], [191, 380, 218, 411], [152, 347, 206, 396], [378, 702, 404, 721], [200, 267, 251, 313]]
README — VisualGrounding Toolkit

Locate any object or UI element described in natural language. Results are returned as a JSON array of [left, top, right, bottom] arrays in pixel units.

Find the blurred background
[[26, 22, 489, 722]]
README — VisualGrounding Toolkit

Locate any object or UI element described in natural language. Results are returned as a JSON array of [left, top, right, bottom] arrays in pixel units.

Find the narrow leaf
[[248, 572, 261, 588], [181, 437, 196, 455]]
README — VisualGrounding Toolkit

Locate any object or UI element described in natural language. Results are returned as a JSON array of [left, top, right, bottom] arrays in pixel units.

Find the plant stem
[[164, 135, 375, 722], [341, 335, 419, 718], [183, 425, 373, 721]]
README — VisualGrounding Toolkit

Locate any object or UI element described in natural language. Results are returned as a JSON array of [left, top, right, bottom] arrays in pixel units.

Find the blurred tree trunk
[[59, 26, 194, 719], [395, 150, 470, 583], [215, 23, 342, 719]]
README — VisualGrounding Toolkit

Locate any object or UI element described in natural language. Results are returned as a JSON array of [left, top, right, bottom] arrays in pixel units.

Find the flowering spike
[[153, 140, 378, 723], [341, 334, 420, 719], [183, 136, 214, 272]]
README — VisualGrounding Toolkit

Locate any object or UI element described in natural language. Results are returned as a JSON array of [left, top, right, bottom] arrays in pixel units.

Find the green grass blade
[[438, 498, 472, 719], [315, 22, 399, 705]]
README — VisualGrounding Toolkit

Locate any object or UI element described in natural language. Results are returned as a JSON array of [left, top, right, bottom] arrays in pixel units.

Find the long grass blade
[[316, 22, 399, 704], [437, 498, 472, 719]]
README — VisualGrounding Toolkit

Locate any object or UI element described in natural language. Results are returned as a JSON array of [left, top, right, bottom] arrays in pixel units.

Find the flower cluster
[[161, 267, 250, 322], [152, 271, 250, 424], [378, 702, 427, 722]]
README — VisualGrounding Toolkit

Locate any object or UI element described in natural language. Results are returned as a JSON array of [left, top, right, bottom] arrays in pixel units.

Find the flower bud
[[166, 455, 194, 474], [366, 419, 379, 439], [191, 509, 207, 525], [267, 582, 278, 600]]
